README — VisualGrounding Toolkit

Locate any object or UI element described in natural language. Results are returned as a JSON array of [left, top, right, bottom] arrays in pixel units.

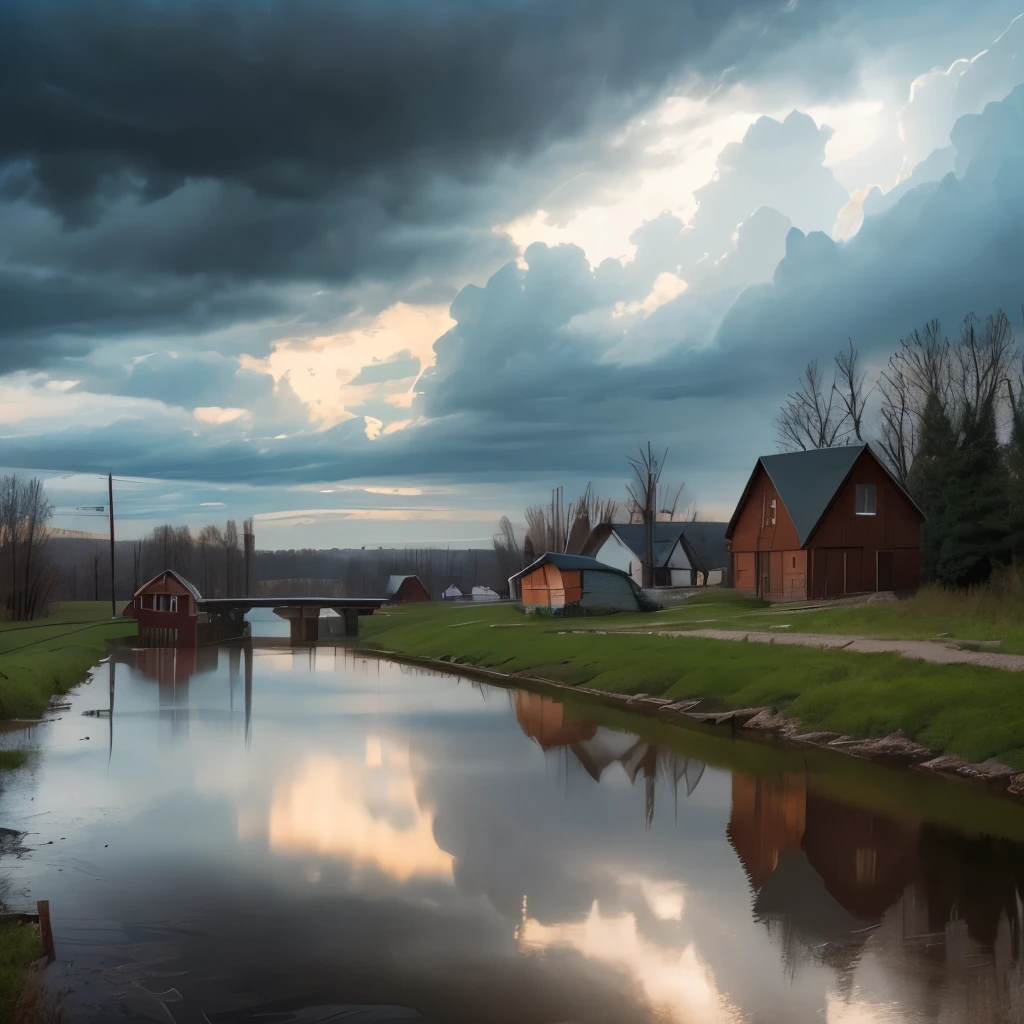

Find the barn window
[[791, 556, 796, 569], [855, 484, 877, 516], [170, 595, 178, 613], [766, 499, 776, 526]]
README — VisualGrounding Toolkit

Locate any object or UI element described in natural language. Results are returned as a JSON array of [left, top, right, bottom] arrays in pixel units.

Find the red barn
[[725, 444, 923, 601], [125, 569, 202, 646], [386, 574, 432, 603]]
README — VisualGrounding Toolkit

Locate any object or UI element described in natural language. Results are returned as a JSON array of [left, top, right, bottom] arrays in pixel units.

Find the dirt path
[[658, 629, 1024, 672]]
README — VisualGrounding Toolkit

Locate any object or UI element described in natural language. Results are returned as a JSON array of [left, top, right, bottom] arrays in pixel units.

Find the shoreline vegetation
[[361, 587, 1024, 774], [0, 601, 136, 725]]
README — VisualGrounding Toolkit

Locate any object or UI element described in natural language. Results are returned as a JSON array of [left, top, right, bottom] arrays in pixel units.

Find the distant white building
[[471, 585, 500, 602], [581, 522, 728, 588], [441, 584, 463, 600]]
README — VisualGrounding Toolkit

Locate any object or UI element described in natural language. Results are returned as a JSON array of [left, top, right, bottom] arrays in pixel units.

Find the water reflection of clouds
[[268, 749, 453, 882], [7, 651, 1024, 1024], [521, 902, 744, 1024]]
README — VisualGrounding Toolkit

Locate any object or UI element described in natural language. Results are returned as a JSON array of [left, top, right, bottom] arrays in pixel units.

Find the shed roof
[[386, 574, 423, 597], [508, 551, 633, 584], [583, 521, 729, 573], [133, 569, 202, 603]]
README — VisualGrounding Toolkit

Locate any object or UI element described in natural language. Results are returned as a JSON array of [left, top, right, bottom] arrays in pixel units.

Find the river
[[0, 643, 1022, 1023]]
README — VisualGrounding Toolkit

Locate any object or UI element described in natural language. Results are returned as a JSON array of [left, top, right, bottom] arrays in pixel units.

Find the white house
[[441, 584, 463, 600], [471, 585, 500, 602], [581, 522, 728, 588]]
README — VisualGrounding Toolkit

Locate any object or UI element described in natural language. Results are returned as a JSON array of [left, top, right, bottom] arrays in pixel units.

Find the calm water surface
[[0, 645, 1022, 1023]]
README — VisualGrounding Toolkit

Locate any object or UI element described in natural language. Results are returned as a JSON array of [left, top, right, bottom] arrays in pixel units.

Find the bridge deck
[[198, 597, 388, 610]]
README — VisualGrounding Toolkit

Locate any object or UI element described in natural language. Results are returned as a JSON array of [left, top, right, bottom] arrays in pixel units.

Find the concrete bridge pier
[[273, 606, 321, 644]]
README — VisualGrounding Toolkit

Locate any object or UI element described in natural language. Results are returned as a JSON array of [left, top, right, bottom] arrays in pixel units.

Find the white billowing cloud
[[898, 13, 1024, 174], [363, 416, 383, 441], [193, 406, 249, 425], [241, 301, 454, 429]]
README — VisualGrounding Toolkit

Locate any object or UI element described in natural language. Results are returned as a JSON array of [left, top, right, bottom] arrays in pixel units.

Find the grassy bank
[[596, 581, 1024, 653], [0, 921, 42, 1023], [0, 601, 136, 720], [362, 600, 1024, 768]]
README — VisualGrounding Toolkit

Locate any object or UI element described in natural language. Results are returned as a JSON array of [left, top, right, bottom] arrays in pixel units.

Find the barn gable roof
[[133, 569, 202, 603], [386, 574, 423, 597], [583, 522, 729, 573], [508, 551, 633, 584], [725, 444, 924, 548]]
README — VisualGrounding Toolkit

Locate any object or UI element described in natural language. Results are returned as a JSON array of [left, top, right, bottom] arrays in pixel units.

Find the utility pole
[[108, 473, 116, 618]]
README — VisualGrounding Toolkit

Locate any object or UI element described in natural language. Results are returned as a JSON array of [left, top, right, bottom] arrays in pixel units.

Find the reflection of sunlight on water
[[521, 901, 743, 1023], [268, 750, 453, 881], [824, 993, 901, 1023], [630, 877, 686, 921], [365, 735, 382, 767]]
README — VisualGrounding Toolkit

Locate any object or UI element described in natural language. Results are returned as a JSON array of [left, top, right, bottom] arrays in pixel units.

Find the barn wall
[[733, 551, 756, 590], [728, 465, 801, 554], [395, 577, 431, 603], [807, 451, 922, 596], [520, 564, 568, 611]]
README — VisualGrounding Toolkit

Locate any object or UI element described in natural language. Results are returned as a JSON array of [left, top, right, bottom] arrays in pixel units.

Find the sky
[[4, 0, 1024, 548]]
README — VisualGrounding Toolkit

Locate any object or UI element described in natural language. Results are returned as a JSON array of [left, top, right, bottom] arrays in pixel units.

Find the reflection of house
[[513, 693, 706, 826], [582, 522, 729, 588], [514, 692, 596, 750], [725, 768, 1024, 1005], [124, 569, 203, 646], [509, 552, 643, 613], [728, 772, 919, 939], [131, 644, 218, 689], [727, 773, 807, 890], [725, 444, 923, 600], [386, 575, 432, 603]]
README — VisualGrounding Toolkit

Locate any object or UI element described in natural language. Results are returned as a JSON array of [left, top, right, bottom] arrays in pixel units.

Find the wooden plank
[[37, 900, 55, 961]]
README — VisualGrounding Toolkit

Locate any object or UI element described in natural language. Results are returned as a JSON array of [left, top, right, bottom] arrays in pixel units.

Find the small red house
[[125, 569, 202, 647], [386, 574, 432, 603], [725, 444, 923, 601]]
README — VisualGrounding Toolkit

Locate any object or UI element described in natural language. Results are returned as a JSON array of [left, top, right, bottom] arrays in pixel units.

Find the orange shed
[[509, 552, 644, 614]]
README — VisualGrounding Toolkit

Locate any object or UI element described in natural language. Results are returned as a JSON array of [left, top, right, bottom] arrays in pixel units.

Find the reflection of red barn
[[514, 692, 597, 750], [727, 770, 920, 933], [124, 570, 202, 647], [386, 575, 432, 603]]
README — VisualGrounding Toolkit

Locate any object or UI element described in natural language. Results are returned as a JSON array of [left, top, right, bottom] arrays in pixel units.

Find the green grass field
[[0, 601, 136, 721], [581, 584, 1024, 653], [362, 598, 1024, 768]]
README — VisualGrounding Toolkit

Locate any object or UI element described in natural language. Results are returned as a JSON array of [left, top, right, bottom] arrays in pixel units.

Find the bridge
[[198, 597, 389, 644]]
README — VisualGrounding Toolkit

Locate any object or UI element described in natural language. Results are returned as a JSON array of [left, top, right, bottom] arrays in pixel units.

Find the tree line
[[0, 475, 58, 620], [776, 309, 1024, 586]]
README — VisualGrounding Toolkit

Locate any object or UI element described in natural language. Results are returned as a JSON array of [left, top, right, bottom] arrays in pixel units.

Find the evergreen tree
[[909, 391, 958, 584], [936, 398, 1009, 585]]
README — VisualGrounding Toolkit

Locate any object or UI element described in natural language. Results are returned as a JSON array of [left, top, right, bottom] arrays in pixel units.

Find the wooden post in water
[[37, 900, 55, 961]]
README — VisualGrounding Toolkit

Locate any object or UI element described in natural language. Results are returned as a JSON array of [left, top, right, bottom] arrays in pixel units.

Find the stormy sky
[[4, 0, 1024, 547]]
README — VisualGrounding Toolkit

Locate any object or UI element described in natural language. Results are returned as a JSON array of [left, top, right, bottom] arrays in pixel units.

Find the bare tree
[[775, 360, 847, 451], [224, 519, 239, 597], [0, 475, 58, 620], [492, 515, 523, 588], [877, 359, 918, 486], [834, 339, 869, 442], [626, 444, 668, 588], [132, 539, 143, 593]]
